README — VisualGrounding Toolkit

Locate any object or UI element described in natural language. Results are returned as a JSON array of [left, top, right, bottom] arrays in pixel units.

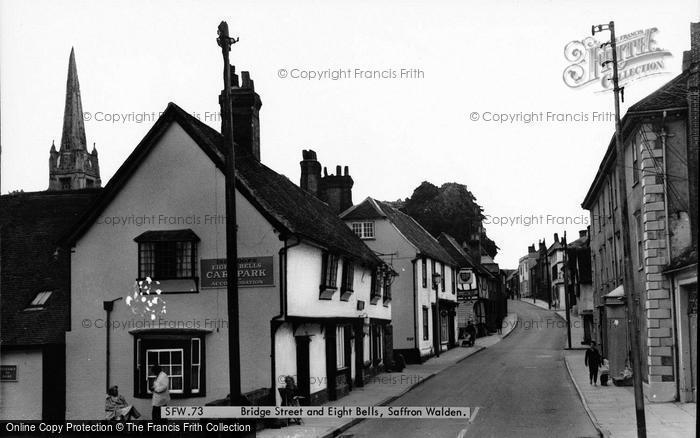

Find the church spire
[[60, 47, 87, 151], [48, 48, 101, 191]]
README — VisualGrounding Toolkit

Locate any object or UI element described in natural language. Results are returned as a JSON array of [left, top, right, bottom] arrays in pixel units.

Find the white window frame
[[146, 348, 184, 394], [351, 221, 375, 239], [191, 339, 201, 394], [336, 326, 346, 369]]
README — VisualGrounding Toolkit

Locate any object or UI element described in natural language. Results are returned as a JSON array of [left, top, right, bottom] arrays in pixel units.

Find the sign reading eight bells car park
[[200, 257, 274, 288]]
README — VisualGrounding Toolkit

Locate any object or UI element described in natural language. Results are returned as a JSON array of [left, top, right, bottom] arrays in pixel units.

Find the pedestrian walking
[[584, 341, 602, 385], [150, 364, 170, 421]]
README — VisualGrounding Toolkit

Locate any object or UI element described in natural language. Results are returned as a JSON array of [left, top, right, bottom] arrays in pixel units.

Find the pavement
[[523, 298, 697, 438], [564, 351, 696, 438], [524, 297, 588, 349], [257, 311, 518, 438], [344, 300, 598, 437]]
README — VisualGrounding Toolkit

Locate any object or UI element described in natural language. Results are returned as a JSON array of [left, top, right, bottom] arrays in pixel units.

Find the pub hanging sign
[[200, 257, 274, 288]]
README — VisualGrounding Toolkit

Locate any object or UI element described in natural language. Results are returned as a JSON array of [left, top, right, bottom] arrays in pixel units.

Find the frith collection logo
[[563, 27, 672, 90]]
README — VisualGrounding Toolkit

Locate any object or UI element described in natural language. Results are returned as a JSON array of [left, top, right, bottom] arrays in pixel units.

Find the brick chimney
[[553, 233, 559, 243], [300, 150, 322, 197], [219, 66, 262, 160], [321, 165, 354, 214], [686, 22, 699, 246]]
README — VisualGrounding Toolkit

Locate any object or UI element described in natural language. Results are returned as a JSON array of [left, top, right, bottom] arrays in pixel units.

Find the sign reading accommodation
[[200, 257, 274, 288], [0, 365, 17, 381]]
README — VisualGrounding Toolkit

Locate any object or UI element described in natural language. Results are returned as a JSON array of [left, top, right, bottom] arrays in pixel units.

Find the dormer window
[[351, 221, 375, 239], [25, 291, 52, 311], [319, 252, 339, 299], [134, 229, 200, 293]]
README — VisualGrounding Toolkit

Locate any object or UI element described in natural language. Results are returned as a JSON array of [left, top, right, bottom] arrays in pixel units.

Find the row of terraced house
[[0, 48, 506, 421]]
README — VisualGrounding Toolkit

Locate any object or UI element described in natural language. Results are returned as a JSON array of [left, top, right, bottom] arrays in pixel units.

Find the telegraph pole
[[592, 21, 647, 438], [563, 232, 572, 349], [217, 21, 242, 406]]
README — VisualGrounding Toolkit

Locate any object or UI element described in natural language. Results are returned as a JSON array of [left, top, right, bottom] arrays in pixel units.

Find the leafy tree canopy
[[395, 181, 499, 258]]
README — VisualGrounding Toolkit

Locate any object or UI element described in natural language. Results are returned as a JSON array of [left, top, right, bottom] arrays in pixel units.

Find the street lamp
[[432, 272, 442, 357]]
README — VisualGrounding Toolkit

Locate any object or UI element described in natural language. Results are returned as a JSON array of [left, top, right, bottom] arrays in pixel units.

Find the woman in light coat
[[150, 364, 170, 421]]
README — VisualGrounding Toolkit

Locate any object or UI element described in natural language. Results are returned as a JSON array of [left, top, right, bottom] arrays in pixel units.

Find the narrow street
[[344, 300, 599, 438]]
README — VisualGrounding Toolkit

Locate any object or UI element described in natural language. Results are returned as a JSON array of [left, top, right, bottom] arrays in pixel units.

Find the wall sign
[[200, 257, 274, 288], [457, 289, 479, 302], [1, 365, 17, 381]]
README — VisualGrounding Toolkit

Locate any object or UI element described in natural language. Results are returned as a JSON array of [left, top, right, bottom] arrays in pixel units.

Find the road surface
[[342, 300, 599, 437]]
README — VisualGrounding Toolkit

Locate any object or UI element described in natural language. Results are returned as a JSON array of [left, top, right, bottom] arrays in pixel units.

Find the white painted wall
[[285, 243, 390, 322], [343, 217, 457, 357], [0, 350, 42, 420], [66, 122, 281, 419]]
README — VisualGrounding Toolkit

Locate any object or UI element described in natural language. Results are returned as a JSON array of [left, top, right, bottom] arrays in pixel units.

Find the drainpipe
[[660, 116, 681, 401], [103, 297, 122, 393], [411, 258, 418, 356], [270, 236, 302, 404]]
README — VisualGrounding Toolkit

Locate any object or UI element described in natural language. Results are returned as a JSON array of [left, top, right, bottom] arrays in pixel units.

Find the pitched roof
[[627, 70, 689, 113], [342, 198, 456, 266], [62, 103, 380, 267], [437, 233, 472, 267], [582, 70, 690, 208], [1, 189, 101, 345]]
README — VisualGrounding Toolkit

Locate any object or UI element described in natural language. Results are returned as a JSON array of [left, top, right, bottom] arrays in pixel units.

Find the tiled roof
[[63, 103, 381, 267], [582, 70, 690, 208], [437, 233, 472, 267], [628, 71, 689, 113], [1, 189, 100, 345], [343, 198, 456, 266]]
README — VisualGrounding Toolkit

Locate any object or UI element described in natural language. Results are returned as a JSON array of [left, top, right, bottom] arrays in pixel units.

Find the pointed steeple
[[60, 47, 87, 151], [48, 48, 101, 190]]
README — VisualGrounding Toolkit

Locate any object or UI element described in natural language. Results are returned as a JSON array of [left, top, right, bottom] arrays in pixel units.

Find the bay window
[[133, 332, 206, 398]]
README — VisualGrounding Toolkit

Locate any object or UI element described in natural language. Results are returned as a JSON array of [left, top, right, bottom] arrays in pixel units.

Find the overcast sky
[[1, 0, 698, 268]]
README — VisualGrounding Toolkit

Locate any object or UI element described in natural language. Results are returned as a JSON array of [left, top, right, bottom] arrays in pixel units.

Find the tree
[[399, 181, 499, 258]]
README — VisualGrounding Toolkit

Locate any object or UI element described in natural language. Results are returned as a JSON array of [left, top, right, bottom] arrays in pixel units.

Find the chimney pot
[[241, 71, 252, 89], [336, 165, 341, 175], [344, 166, 349, 176]]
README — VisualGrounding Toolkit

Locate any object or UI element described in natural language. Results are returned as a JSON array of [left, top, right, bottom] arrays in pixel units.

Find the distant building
[[341, 198, 458, 364], [582, 23, 698, 403], [48, 49, 101, 191], [518, 245, 538, 299], [547, 234, 566, 309], [504, 269, 519, 299], [437, 233, 506, 337], [567, 229, 593, 345], [0, 49, 102, 421]]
